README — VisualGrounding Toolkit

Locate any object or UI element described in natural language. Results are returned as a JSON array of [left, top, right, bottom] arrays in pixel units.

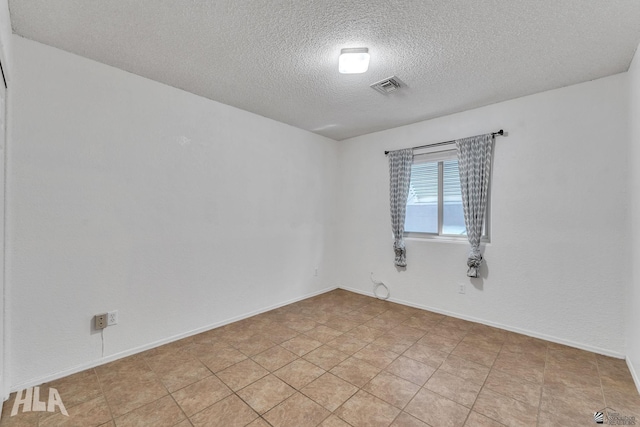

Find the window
[[405, 149, 489, 239]]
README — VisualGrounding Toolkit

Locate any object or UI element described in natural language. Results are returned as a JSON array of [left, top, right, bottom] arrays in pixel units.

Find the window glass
[[405, 162, 438, 233], [404, 149, 489, 239], [442, 160, 466, 235]]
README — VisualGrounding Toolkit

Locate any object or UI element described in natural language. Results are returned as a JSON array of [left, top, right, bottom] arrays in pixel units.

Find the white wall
[[7, 35, 339, 390], [0, 0, 10, 401], [0, 0, 10, 81], [628, 43, 640, 387], [5, 29, 636, 393], [337, 74, 629, 356]]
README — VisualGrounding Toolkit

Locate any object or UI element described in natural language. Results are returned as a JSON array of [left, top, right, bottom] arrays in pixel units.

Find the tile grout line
[[354, 313, 466, 426], [536, 342, 550, 426], [596, 355, 609, 416], [306, 300, 401, 426], [92, 367, 117, 426], [142, 343, 222, 426], [142, 352, 189, 425], [468, 337, 510, 427]]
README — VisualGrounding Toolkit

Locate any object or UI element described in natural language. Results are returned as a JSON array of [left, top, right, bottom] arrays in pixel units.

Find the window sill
[[404, 233, 491, 245]]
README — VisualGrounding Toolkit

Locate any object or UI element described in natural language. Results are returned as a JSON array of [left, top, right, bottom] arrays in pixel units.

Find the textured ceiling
[[9, 1, 640, 140]]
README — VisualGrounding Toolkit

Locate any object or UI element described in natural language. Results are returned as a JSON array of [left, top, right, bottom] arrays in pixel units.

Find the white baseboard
[[340, 285, 626, 359], [9, 285, 338, 393], [627, 357, 640, 395], [11, 283, 629, 393]]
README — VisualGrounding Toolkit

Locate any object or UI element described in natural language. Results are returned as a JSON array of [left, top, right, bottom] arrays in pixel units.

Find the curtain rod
[[384, 129, 505, 155]]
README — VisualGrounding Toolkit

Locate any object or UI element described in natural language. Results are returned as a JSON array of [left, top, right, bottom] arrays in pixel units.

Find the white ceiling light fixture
[[339, 48, 370, 74]]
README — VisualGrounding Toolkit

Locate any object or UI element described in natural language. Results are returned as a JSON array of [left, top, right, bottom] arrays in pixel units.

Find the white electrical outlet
[[107, 310, 118, 326], [314, 268, 318, 277], [458, 283, 466, 294]]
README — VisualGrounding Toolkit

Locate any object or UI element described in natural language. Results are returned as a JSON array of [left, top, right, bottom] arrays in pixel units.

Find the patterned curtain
[[456, 134, 494, 277], [388, 149, 413, 267]]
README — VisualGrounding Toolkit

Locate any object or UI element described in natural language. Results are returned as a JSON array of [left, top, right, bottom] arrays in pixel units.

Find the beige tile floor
[[1, 289, 639, 426]]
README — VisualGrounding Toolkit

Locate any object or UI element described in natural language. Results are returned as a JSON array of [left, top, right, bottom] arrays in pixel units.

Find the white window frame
[[404, 146, 491, 242]]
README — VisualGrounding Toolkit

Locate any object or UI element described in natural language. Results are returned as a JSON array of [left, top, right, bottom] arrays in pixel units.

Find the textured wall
[[4, 30, 636, 395], [0, 0, 10, 80], [7, 36, 339, 390], [0, 0, 10, 400], [628, 43, 640, 387], [337, 73, 629, 355]]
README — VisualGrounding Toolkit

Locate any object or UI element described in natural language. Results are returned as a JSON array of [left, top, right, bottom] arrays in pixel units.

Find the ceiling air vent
[[370, 76, 404, 94]]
